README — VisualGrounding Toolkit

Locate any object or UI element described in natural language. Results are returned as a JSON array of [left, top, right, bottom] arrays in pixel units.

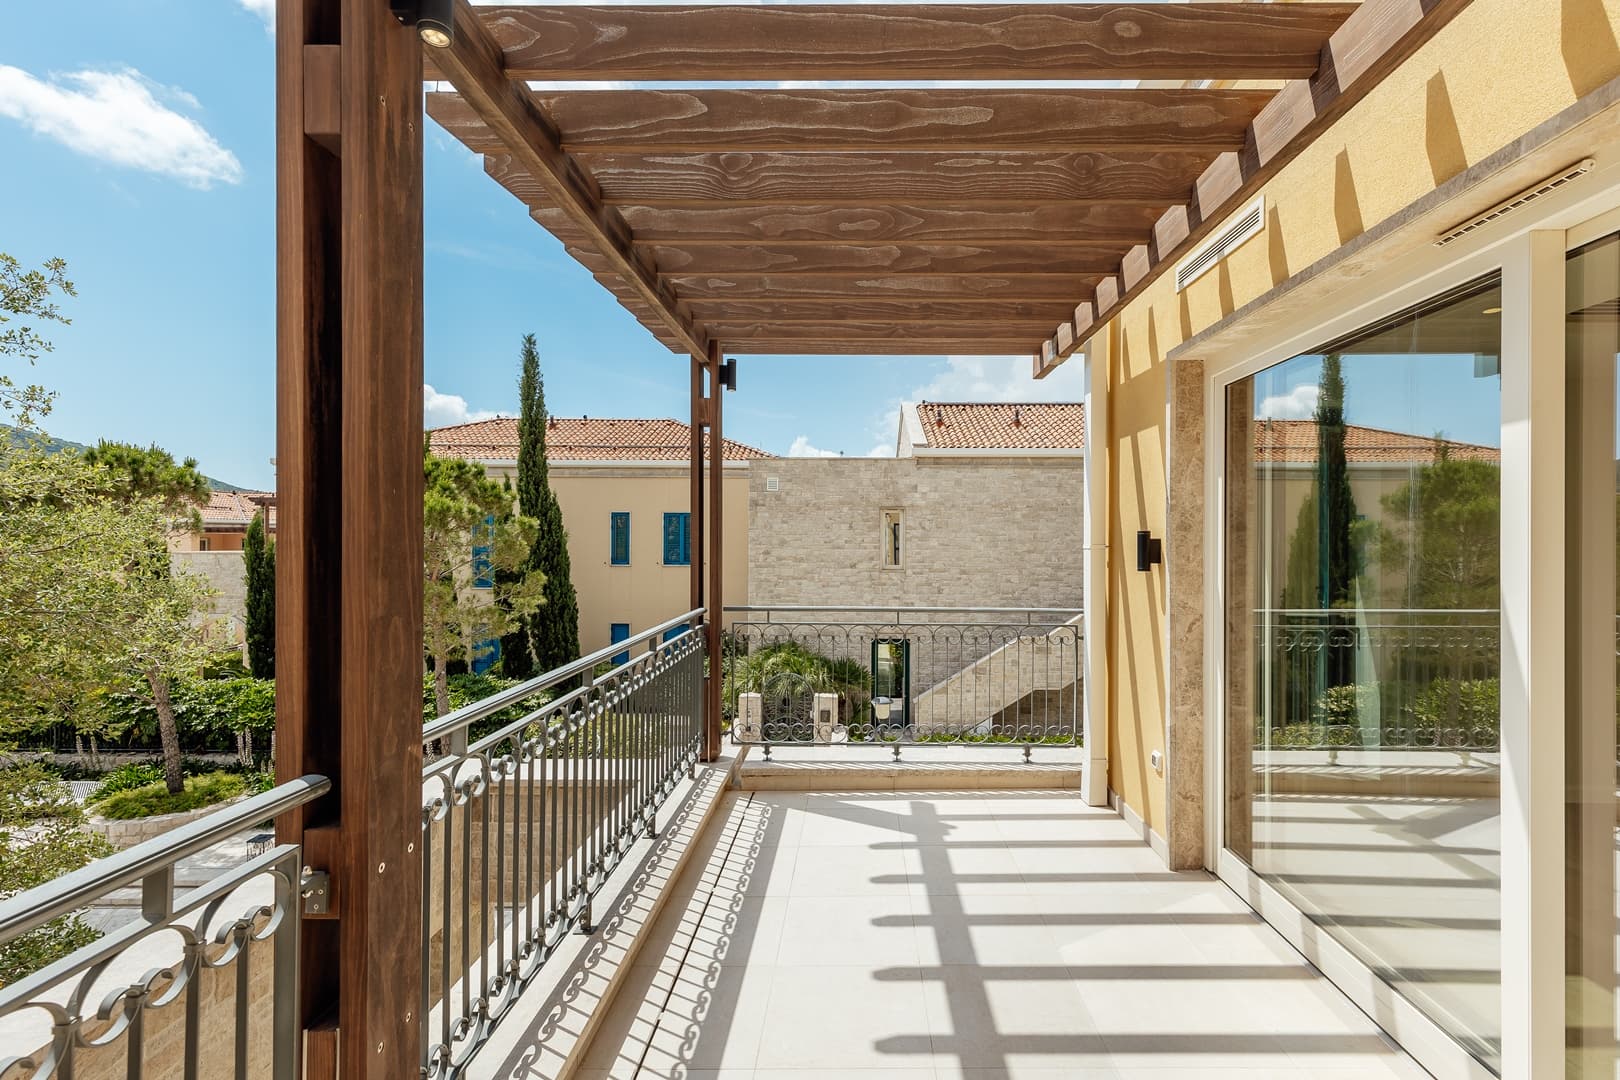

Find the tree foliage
[[0, 253, 75, 428], [1377, 448, 1501, 611], [244, 510, 276, 678], [82, 439, 209, 529], [423, 448, 546, 717], [501, 334, 580, 678]]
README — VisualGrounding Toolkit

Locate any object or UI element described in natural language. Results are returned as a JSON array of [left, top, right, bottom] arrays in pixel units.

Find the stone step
[[737, 759, 1083, 791]]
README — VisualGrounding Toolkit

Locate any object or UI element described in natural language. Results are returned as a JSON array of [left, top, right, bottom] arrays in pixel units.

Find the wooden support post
[[275, 0, 424, 1076], [689, 355, 705, 619], [705, 341, 725, 762]]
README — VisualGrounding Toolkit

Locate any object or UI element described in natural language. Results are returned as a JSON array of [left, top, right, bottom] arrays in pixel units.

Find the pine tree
[[1313, 353, 1361, 687], [244, 509, 275, 678], [500, 334, 580, 677]]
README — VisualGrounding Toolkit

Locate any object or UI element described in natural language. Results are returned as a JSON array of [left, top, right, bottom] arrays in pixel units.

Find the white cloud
[[788, 435, 842, 458], [424, 384, 503, 428], [1257, 384, 1320, 421], [861, 354, 1087, 454], [238, 0, 274, 25], [0, 66, 243, 189]]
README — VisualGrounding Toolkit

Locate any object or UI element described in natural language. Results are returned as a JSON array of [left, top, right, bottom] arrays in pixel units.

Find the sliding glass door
[[1223, 278, 1505, 1069]]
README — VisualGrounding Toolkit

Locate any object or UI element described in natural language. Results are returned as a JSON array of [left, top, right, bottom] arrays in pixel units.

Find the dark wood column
[[705, 342, 725, 762], [275, 0, 424, 1075], [689, 355, 706, 619]]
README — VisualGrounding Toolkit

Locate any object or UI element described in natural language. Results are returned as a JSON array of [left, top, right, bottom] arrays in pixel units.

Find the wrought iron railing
[[417, 609, 705, 1079], [1249, 608, 1501, 752], [0, 775, 330, 1080], [722, 606, 1082, 758]]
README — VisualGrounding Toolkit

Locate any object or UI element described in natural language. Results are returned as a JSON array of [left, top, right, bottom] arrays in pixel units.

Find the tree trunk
[[88, 732, 100, 772], [434, 655, 451, 718], [149, 671, 185, 794]]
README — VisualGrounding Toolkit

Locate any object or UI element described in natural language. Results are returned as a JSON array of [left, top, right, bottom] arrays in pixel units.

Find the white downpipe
[[1081, 338, 1111, 807]]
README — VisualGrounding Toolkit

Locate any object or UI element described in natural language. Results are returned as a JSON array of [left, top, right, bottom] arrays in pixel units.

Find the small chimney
[[933, 406, 945, 427], [548, 415, 558, 430], [1012, 407, 1023, 427]]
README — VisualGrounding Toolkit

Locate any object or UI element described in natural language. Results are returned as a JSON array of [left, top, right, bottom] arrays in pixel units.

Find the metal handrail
[[422, 607, 705, 745], [725, 605, 1081, 614], [0, 773, 331, 944]]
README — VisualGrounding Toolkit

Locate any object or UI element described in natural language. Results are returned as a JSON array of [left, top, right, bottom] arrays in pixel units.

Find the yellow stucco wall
[[1100, 0, 1620, 834], [482, 463, 751, 655]]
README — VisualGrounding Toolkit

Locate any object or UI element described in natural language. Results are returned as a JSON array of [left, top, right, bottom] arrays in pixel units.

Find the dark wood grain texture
[[534, 89, 1275, 153], [468, 3, 1356, 81], [722, 337, 1049, 354], [647, 243, 1121, 276], [703, 343, 724, 763], [686, 299, 1079, 323], [655, 273, 1106, 301]]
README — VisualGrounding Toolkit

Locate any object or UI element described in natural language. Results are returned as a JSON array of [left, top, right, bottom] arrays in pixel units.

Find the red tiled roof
[[202, 490, 275, 530], [913, 401, 1085, 451], [427, 417, 773, 462], [1252, 420, 1500, 464]]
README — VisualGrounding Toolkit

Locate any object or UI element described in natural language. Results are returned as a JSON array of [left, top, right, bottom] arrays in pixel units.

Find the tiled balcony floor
[[578, 789, 1430, 1080]]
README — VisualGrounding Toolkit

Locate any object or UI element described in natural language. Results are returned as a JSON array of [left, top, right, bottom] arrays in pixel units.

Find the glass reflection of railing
[[1250, 608, 1500, 753]]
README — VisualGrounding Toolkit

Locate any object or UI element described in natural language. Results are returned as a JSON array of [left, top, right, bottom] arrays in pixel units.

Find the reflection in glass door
[[1224, 278, 1504, 1069], [1566, 230, 1620, 1076]]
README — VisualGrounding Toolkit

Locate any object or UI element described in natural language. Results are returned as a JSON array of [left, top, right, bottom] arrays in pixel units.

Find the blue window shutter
[[663, 512, 691, 566], [610, 622, 631, 665], [663, 512, 693, 565], [610, 512, 630, 565], [472, 515, 494, 588], [662, 627, 682, 644]]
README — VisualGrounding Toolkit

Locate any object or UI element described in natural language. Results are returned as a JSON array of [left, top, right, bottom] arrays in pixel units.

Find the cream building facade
[[429, 417, 765, 656]]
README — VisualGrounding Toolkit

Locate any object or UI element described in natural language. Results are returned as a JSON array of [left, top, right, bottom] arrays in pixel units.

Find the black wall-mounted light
[[391, 0, 454, 48], [1136, 530, 1162, 572], [719, 358, 738, 392]]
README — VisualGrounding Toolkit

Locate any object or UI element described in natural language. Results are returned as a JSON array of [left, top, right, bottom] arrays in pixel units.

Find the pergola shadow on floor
[[473, 789, 1426, 1079], [273, 1, 1476, 1074]]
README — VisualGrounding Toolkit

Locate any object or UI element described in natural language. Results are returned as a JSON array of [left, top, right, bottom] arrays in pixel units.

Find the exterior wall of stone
[[172, 550, 249, 647], [746, 456, 1083, 612]]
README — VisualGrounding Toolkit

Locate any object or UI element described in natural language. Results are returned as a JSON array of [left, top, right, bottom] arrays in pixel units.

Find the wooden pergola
[[273, 0, 1470, 1075]]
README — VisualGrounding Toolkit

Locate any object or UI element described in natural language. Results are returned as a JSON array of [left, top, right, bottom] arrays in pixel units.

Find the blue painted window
[[610, 622, 631, 665], [662, 626, 683, 644], [472, 637, 500, 675], [662, 512, 691, 566], [610, 512, 630, 565], [472, 515, 494, 588]]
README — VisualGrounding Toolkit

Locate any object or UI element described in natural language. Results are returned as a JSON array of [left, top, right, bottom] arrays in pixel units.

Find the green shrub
[[1408, 678, 1499, 746], [93, 771, 247, 820], [1311, 683, 1378, 728], [84, 762, 163, 804], [0, 765, 113, 986]]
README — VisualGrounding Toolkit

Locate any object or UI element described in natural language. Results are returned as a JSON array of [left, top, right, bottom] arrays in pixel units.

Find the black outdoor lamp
[[393, 0, 454, 48], [1136, 529, 1162, 572], [719, 357, 738, 392]]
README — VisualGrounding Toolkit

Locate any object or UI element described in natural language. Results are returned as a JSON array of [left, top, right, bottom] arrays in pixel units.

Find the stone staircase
[[911, 613, 1083, 733]]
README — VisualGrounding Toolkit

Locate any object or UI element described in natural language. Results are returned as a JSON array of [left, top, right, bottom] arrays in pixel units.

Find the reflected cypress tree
[[1293, 354, 1362, 688]]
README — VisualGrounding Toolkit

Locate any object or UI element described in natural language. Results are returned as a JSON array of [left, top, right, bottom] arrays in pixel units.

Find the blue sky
[[0, 1, 1084, 491]]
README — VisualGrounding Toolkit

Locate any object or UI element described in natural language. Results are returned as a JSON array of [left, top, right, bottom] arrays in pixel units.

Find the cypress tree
[[1313, 353, 1361, 686], [244, 509, 275, 678], [500, 334, 580, 676]]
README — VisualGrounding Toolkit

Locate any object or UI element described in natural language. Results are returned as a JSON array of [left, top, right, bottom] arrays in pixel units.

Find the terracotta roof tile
[[201, 490, 275, 530], [913, 401, 1085, 451], [1252, 420, 1500, 464], [426, 417, 773, 462]]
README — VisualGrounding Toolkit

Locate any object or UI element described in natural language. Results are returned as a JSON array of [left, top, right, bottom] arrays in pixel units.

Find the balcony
[[0, 609, 1426, 1080]]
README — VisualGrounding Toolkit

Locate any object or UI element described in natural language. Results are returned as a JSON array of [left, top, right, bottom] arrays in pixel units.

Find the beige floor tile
[[753, 966, 938, 1070], [908, 893, 1060, 967], [775, 894, 919, 967], [788, 843, 912, 897], [920, 964, 1110, 1071]]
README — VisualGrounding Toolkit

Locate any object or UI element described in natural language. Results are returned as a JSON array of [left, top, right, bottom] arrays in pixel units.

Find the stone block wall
[[747, 457, 1083, 612]]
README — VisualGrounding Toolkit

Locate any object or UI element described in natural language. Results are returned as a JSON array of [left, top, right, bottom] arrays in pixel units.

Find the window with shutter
[[663, 512, 691, 565], [610, 512, 630, 565]]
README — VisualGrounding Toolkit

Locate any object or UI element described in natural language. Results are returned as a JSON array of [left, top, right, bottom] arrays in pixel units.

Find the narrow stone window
[[881, 509, 903, 568]]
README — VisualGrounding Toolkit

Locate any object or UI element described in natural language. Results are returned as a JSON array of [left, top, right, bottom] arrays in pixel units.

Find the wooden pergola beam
[[723, 338, 1048, 355], [535, 89, 1274, 153], [535, 202, 1171, 245], [567, 150, 1221, 207], [650, 272, 1107, 301], [463, 4, 1358, 82], [644, 243, 1126, 277], [686, 300, 1078, 324], [1036, 0, 1477, 373], [429, 1, 707, 358]]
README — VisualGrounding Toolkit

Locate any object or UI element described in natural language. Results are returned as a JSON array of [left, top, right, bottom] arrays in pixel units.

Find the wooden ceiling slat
[[568, 150, 1217, 207], [647, 243, 1121, 276], [646, 273, 1103, 301], [705, 320, 1054, 340], [686, 300, 1078, 324], [473, 4, 1356, 82], [423, 10, 707, 357], [723, 338, 1048, 355], [534, 89, 1275, 153], [533, 203, 1169, 245]]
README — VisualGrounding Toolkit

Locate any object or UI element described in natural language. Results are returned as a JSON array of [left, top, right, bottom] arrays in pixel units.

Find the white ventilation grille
[[765, 476, 780, 492], [1434, 159, 1596, 247], [1175, 196, 1265, 293]]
